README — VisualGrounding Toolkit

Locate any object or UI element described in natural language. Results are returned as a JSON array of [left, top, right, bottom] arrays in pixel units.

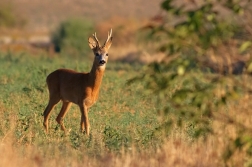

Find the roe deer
[[43, 29, 113, 135]]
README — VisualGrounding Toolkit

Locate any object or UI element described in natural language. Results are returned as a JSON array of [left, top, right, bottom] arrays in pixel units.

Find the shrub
[[51, 19, 94, 56]]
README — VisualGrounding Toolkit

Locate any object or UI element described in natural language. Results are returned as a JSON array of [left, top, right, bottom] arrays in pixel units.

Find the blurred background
[[1, 0, 162, 28], [0, 0, 164, 62], [2, 0, 251, 67]]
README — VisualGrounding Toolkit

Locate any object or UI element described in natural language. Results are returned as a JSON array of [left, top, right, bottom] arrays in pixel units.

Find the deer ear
[[104, 37, 113, 50], [88, 37, 97, 50]]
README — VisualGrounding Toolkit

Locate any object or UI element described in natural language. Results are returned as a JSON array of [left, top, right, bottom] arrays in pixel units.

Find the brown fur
[[43, 30, 113, 135]]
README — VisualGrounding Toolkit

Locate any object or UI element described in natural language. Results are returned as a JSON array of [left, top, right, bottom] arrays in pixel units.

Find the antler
[[104, 29, 113, 46], [92, 32, 100, 47]]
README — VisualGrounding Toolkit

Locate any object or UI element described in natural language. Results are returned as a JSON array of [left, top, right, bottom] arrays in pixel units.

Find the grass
[[0, 51, 164, 165], [0, 51, 252, 166]]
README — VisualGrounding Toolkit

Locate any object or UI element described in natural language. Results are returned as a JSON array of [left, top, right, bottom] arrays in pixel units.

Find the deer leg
[[43, 98, 60, 133], [79, 104, 90, 135], [56, 101, 72, 132]]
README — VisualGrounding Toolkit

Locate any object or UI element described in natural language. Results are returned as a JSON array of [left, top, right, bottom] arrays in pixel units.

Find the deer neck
[[89, 64, 105, 93]]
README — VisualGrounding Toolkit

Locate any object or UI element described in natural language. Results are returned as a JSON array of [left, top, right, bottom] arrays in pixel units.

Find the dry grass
[[109, 44, 166, 64], [0, 134, 225, 167], [0, 95, 251, 167], [2, 118, 249, 167]]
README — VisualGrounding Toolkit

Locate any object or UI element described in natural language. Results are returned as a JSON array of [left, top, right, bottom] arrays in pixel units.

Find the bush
[[51, 19, 94, 56]]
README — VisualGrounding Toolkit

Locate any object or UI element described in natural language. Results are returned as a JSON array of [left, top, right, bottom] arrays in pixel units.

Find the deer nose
[[99, 60, 106, 64]]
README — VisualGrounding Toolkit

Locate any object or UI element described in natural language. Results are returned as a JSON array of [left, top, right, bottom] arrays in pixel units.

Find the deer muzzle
[[99, 60, 106, 65]]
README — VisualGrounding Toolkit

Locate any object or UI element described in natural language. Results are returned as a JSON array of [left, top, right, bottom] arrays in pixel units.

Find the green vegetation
[[0, 52, 162, 157], [51, 19, 94, 56], [134, 0, 252, 164]]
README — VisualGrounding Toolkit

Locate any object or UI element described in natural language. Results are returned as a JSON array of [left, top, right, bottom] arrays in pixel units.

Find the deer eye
[[106, 53, 109, 56], [95, 53, 99, 57]]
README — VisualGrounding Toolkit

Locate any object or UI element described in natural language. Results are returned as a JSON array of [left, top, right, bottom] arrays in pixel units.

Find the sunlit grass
[[0, 51, 251, 166], [0, 52, 161, 158]]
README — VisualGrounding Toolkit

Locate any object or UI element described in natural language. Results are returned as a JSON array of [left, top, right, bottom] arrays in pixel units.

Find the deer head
[[88, 29, 113, 70]]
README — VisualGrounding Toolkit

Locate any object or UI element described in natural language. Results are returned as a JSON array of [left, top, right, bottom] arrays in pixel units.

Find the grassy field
[[0, 51, 251, 167], [0, 51, 162, 166]]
